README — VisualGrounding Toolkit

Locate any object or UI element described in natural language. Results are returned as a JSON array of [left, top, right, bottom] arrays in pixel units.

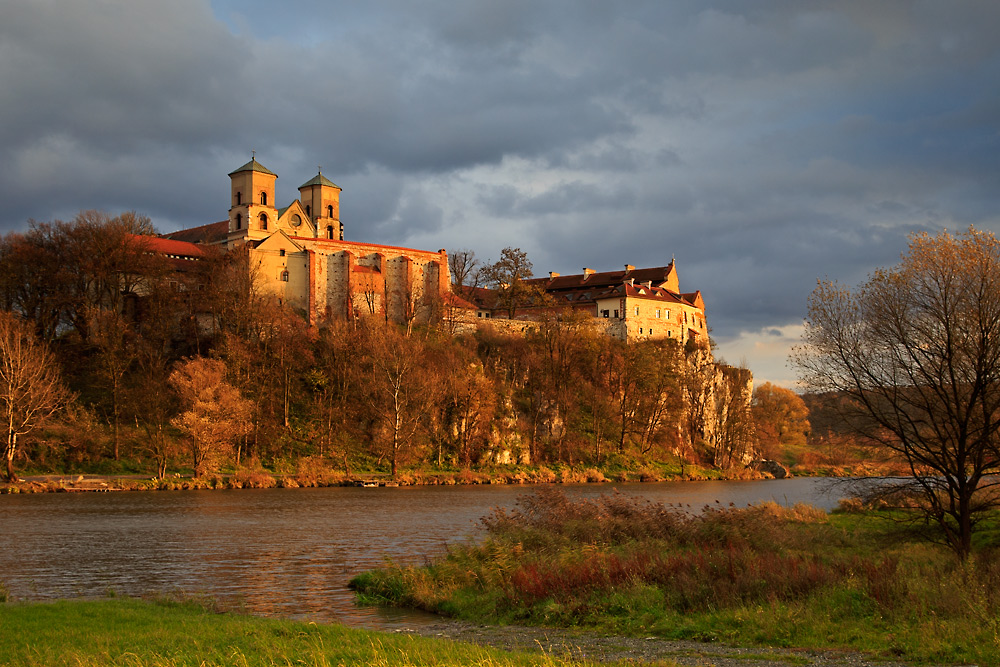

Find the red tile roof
[[443, 291, 477, 309], [589, 283, 703, 310], [139, 236, 206, 258]]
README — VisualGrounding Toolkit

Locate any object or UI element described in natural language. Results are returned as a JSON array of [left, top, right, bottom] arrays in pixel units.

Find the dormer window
[[260, 191, 268, 205]]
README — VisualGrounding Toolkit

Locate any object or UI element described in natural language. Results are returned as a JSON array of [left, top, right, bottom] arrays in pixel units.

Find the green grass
[[0, 596, 635, 667], [351, 488, 1000, 665]]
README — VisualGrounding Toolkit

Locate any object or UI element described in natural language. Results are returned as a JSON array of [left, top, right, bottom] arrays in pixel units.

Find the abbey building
[[163, 157, 452, 325], [160, 157, 708, 346]]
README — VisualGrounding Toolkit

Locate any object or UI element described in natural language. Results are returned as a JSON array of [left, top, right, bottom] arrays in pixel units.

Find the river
[[0, 478, 847, 629]]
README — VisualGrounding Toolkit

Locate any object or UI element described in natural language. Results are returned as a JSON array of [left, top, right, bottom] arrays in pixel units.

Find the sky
[[2, 1, 998, 388]]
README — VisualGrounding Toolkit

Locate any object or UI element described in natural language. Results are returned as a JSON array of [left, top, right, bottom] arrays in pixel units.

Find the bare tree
[[0, 312, 67, 481], [449, 249, 480, 297], [794, 227, 1000, 558]]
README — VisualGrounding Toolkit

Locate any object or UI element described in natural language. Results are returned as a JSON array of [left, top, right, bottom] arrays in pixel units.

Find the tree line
[[0, 212, 786, 482]]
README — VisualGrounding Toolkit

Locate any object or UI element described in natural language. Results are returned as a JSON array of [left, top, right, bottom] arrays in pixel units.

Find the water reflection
[[0, 479, 842, 629]]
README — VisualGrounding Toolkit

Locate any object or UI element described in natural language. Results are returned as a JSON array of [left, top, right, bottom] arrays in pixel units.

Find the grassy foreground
[[0, 596, 630, 667], [351, 489, 1000, 665]]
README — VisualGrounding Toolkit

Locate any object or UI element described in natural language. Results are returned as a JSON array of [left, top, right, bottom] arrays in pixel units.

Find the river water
[[0, 478, 847, 629]]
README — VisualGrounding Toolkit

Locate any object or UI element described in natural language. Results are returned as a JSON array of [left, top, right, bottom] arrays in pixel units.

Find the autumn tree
[[306, 322, 364, 470], [794, 227, 1000, 558], [430, 340, 496, 467], [0, 311, 67, 481], [363, 326, 431, 477], [709, 364, 755, 469], [481, 247, 537, 319], [169, 357, 252, 477], [752, 382, 810, 462]]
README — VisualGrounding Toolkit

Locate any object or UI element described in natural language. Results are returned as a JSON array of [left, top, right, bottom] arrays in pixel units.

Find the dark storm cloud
[[2, 0, 999, 381]]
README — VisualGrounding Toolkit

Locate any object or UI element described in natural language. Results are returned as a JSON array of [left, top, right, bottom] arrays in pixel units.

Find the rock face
[[757, 459, 790, 479], [681, 348, 757, 469]]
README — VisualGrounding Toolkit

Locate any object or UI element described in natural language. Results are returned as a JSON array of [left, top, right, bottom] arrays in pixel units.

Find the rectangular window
[[634, 306, 639, 316], [668, 330, 672, 337], [614, 309, 619, 318], [665, 310, 670, 319], [279, 249, 286, 257], [655, 309, 660, 318], [639, 328, 643, 334], [601, 310, 609, 318]]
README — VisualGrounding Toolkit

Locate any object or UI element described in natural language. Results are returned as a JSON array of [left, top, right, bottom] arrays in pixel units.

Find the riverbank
[[351, 489, 1000, 665], [0, 460, 899, 494]]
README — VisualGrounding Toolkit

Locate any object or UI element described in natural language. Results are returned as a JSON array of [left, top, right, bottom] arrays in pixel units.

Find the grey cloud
[[2, 0, 999, 352]]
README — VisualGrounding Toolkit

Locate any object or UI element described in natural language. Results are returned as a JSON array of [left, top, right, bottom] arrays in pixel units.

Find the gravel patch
[[397, 620, 952, 667]]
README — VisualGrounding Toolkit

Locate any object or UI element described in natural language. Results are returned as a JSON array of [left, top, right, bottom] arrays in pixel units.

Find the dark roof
[[525, 264, 674, 292], [161, 220, 228, 244], [299, 171, 340, 189], [228, 158, 276, 177]]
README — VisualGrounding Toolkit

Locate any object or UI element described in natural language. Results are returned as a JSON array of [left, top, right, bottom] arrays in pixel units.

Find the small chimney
[[582, 268, 595, 280], [548, 271, 560, 279], [624, 264, 635, 272]]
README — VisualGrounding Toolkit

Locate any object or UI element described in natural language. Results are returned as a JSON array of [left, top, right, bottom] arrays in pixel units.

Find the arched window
[[235, 213, 242, 230], [327, 204, 333, 218], [305, 205, 311, 217], [260, 191, 267, 205], [280, 270, 289, 282], [326, 225, 334, 240], [259, 213, 268, 230], [236, 192, 242, 205]]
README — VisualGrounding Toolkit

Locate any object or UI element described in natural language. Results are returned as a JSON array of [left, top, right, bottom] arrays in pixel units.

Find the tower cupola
[[228, 155, 278, 241], [298, 168, 343, 240]]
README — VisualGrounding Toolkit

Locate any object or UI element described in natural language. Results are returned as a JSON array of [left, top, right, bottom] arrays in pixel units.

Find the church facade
[[163, 158, 452, 325]]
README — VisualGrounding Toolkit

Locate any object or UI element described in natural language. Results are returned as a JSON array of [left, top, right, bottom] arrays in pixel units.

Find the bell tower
[[228, 154, 278, 244], [298, 168, 343, 240]]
